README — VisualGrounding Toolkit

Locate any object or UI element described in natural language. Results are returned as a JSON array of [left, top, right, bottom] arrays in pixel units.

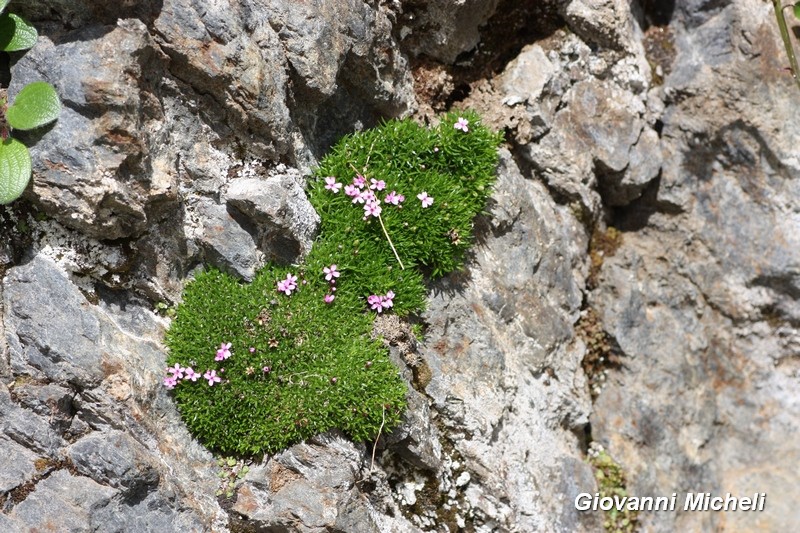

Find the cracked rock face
[[1, 0, 798, 531]]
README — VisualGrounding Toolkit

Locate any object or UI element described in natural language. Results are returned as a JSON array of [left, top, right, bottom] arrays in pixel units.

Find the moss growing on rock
[[165, 112, 502, 455]]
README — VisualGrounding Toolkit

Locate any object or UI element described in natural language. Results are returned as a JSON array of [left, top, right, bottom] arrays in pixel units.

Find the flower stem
[[773, 0, 800, 90], [378, 213, 405, 270], [370, 405, 386, 472], [348, 161, 405, 270]]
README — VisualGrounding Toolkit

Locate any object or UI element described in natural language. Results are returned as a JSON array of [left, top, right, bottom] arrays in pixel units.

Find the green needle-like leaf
[[0, 138, 32, 204], [0, 13, 38, 52], [6, 82, 61, 131]]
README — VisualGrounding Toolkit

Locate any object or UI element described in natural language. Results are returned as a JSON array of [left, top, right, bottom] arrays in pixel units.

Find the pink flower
[[384, 191, 405, 205], [323, 264, 340, 282], [353, 174, 366, 188], [368, 294, 384, 313], [163, 376, 178, 389], [353, 189, 377, 205], [344, 184, 360, 197], [262, 366, 271, 373], [249, 347, 256, 353], [363, 201, 382, 219], [184, 367, 199, 382], [324, 176, 342, 193], [167, 363, 185, 379], [381, 290, 395, 309], [204, 369, 222, 386], [277, 273, 298, 295], [417, 191, 434, 208], [370, 178, 386, 191], [368, 291, 395, 313], [454, 117, 469, 132], [324, 294, 335, 304], [215, 342, 232, 361]]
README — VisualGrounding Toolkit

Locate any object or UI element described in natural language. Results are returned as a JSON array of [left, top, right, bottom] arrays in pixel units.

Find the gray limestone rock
[[5, 256, 105, 388], [7, 470, 117, 532], [233, 433, 398, 532], [588, 2, 800, 532], [561, 0, 637, 51], [525, 77, 660, 209], [10, 20, 174, 241], [397, 0, 501, 63], [194, 198, 260, 281], [417, 150, 597, 531], [224, 171, 320, 264], [498, 44, 558, 107], [68, 430, 159, 491], [0, 437, 39, 494]]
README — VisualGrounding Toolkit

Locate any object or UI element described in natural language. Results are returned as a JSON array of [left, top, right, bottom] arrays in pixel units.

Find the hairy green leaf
[[0, 138, 32, 204], [6, 82, 60, 131], [0, 13, 37, 52]]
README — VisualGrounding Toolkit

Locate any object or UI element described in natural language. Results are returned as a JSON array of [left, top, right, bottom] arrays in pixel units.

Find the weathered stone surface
[[589, 1, 800, 532], [5, 256, 105, 388], [397, 0, 501, 63], [7, 470, 117, 532], [416, 150, 597, 531], [0, 437, 39, 493], [10, 20, 173, 240], [524, 76, 661, 209], [68, 430, 159, 491], [498, 44, 557, 107], [561, 0, 637, 51], [1, 254, 227, 530], [224, 170, 320, 264], [234, 433, 413, 532], [193, 198, 260, 281]]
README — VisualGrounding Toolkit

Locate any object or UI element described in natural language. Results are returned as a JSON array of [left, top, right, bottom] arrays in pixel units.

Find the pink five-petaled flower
[[167, 363, 185, 379], [363, 201, 382, 219], [277, 273, 298, 295], [344, 184, 359, 197], [370, 178, 386, 191], [417, 191, 434, 208], [215, 342, 232, 361], [324, 294, 335, 304], [368, 294, 384, 313], [381, 290, 395, 309], [323, 264, 340, 282], [163, 376, 178, 389], [353, 189, 376, 205], [324, 176, 342, 193], [454, 117, 469, 132], [184, 367, 199, 382], [204, 369, 222, 386], [353, 174, 366, 188], [384, 191, 405, 205]]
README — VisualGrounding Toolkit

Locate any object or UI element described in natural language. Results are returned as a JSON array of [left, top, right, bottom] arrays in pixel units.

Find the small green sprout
[[0, 0, 61, 204], [215, 456, 250, 499]]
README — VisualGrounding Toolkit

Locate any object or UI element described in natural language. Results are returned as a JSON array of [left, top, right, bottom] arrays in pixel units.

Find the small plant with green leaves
[[165, 112, 502, 455], [773, 1, 800, 90], [0, 0, 61, 204], [215, 456, 250, 499], [588, 443, 639, 533]]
